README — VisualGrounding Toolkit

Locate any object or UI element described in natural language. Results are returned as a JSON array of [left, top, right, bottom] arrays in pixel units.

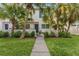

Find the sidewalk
[[31, 36, 50, 56]]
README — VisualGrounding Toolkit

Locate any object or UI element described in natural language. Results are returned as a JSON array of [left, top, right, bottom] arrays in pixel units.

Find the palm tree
[[0, 3, 18, 36], [54, 3, 79, 33], [66, 4, 79, 32], [55, 4, 68, 32], [43, 6, 56, 32], [19, 3, 35, 39]]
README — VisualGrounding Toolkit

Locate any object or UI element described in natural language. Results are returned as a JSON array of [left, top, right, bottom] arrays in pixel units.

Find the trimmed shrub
[[43, 32, 49, 37], [13, 31, 22, 38], [25, 31, 35, 37], [50, 31, 56, 37], [42, 32, 56, 37], [25, 31, 30, 37], [30, 31, 35, 37], [0, 31, 4, 38], [58, 31, 71, 38], [0, 31, 9, 37], [3, 32, 9, 37]]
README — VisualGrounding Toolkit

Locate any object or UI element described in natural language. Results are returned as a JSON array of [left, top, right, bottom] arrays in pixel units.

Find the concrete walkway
[[31, 35, 50, 56]]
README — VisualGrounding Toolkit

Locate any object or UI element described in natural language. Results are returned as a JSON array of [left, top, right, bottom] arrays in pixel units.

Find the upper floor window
[[28, 18, 32, 21], [39, 11, 43, 18]]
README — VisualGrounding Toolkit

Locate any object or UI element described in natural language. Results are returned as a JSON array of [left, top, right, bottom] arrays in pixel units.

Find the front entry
[[35, 24, 39, 33]]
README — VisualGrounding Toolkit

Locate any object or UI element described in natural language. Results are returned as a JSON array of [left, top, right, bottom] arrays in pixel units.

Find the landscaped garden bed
[[45, 36, 79, 56], [0, 38, 35, 56]]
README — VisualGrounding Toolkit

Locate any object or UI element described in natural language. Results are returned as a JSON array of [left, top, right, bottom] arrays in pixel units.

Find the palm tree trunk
[[11, 18, 16, 37], [66, 22, 71, 32], [49, 26, 52, 32], [56, 27, 59, 37], [20, 21, 26, 39], [56, 20, 59, 37], [11, 23, 15, 36]]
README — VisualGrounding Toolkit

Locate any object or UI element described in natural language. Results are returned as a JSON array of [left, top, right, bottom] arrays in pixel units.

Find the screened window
[[26, 24, 30, 29], [28, 18, 32, 21], [42, 24, 49, 29], [42, 24, 45, 29], [46, 24, 49, 28], [5, 24, 8, 30]]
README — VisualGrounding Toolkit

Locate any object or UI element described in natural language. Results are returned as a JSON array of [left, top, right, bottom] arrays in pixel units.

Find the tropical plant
[[66, 4, 79, 32], [58, 31, 71, 38], [0, 31, 9, 37], [12, 31, 22, 38], [3, 32, 9, 37], [0, 3, 79, 38], [38, 3, 79, 37], [0, 3, 18, 36], [30, 31, 35, 37], [17, 3, 35, 39]]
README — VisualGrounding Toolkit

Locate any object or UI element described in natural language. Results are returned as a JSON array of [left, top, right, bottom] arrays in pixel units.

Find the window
[[42, 24, 49, 29], [5, 24, 8, 30], [72, 24, 76, 26], [28, 18, 32, 21], [46, 24, 49, 28], [26, 24, 30, 29], [42, 24, 45, 29], [39, 11, 43, 18]]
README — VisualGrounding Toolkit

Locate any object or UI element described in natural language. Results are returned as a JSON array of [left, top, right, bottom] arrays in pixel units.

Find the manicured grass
[[45, 36, 79, 56], [0, 38, 35, 56]]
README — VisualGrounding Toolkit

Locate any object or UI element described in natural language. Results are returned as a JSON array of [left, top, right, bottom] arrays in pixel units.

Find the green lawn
[[45, 36, 79, 56], [0, 38, 35, 56]]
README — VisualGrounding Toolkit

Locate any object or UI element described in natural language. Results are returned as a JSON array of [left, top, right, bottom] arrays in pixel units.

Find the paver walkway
[[31, 35, 50, 56]]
